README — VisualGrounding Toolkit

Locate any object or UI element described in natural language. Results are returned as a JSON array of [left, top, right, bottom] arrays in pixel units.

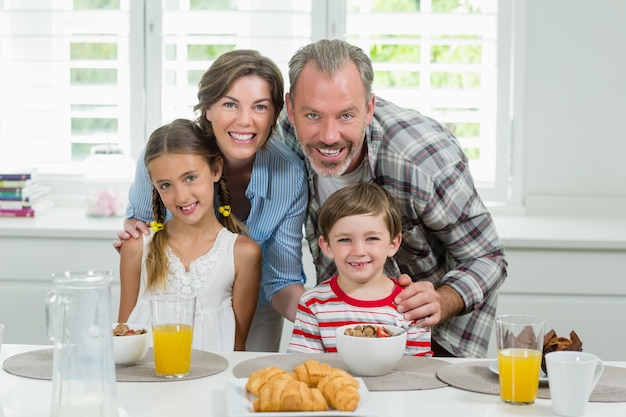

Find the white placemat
[[232, 352, 449, 391], [3, 347, 228, 382]]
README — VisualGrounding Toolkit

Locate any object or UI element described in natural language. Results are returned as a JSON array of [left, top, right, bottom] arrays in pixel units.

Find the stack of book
[[0, 168, 54, 217]]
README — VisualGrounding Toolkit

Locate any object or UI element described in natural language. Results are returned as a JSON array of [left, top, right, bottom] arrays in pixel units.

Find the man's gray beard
[[294, 126, 362, 178]]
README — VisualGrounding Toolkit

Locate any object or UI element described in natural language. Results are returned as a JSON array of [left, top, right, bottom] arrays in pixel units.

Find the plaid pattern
[[278, 97, 507, 357]]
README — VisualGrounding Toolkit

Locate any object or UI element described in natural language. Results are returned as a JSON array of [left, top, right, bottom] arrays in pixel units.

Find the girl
[[118, 119, 261, 352]]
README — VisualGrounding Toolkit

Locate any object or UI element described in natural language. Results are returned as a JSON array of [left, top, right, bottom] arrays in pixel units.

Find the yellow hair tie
[[150, 221, 164, 232], [218, 205, 231, 217]]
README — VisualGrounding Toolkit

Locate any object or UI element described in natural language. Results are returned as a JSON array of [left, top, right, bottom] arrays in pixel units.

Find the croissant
[[317, 369, 360, 412], [253, 377, 328, 412], [245, 366, 291, 397], [291, 359, 334, 387]]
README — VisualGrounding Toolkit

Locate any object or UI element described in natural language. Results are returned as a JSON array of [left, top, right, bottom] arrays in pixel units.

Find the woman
[[116, 50, 308, 352]]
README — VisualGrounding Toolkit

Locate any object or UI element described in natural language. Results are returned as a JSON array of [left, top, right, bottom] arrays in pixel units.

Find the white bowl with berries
[[335, 323, 407, 377], [112, 322, 150, 366]]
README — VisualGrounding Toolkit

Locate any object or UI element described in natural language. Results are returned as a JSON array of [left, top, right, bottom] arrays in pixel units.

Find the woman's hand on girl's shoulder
[[113, 218, 150, 253], [119, 230, 145, 258]]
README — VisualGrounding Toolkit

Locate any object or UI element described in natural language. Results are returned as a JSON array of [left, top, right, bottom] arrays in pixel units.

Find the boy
[[288, 183, 432, 356]]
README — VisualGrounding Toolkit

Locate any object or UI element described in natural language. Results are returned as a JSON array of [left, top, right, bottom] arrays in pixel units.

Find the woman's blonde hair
[[143, 118, 248, 291]]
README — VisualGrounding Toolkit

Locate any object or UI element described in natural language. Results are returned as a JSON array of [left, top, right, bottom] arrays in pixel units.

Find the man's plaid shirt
[[278, 97, 507, 358]]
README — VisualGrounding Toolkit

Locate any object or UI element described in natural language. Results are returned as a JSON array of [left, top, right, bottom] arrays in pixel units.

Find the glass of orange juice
[[150, 293, 196, 378], [495, 314, 545, 404]]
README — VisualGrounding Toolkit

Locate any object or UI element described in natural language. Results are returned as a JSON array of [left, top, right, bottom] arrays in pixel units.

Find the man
[[279, 39, 507, 357]]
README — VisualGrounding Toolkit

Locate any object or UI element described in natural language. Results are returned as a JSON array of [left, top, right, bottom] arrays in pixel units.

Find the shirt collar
[[247, 145, 270, 200]]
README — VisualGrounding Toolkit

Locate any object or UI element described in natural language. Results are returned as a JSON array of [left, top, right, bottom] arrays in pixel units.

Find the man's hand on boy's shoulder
[[395, 275, 465, 327]]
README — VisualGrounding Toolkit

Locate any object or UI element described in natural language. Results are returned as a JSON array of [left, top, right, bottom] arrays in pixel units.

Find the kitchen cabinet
[[0, 209, 121, 345]]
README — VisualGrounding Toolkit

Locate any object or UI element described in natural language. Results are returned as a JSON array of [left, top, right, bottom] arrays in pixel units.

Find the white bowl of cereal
[[112, 322, 150, 366], [335, 323, 406, 377]]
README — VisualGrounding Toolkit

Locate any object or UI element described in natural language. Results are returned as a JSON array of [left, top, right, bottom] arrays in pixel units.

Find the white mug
[[545, 351, 604, 417]]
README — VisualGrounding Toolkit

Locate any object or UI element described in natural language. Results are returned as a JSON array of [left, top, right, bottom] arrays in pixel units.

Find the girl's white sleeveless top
[[128, 227, 237, 352]]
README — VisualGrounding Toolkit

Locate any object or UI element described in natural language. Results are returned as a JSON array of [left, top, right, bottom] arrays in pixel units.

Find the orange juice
[[152, 323, 193, 377], [498, 348, 542, 404]]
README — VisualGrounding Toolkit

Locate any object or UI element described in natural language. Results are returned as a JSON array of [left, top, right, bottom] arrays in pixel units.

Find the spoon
[[395, 317, 429, 335]]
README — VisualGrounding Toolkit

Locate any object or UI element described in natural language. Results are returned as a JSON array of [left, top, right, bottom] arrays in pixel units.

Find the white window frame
[[1, 0, 519, 207], [326, 0, 515, 204]]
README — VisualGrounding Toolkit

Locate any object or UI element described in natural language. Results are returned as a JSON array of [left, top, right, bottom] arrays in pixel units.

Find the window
[[153, 0, 313, 140], [340, 0, 509, 201], [0, 0, 511, 203], [0, 0, 133, 169]]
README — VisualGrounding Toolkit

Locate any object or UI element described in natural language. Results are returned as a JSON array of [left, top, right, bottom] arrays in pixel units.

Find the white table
[[1, 344, 625, 417]]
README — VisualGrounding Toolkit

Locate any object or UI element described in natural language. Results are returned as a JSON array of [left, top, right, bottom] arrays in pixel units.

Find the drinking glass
[[150, 294, 196, 378], [495, 314, 545, 404]]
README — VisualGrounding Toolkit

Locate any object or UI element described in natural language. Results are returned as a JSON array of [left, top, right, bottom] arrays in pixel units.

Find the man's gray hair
[[288, 39, 374, 105]]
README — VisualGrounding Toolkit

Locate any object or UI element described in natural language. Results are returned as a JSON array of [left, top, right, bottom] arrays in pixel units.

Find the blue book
[[0, 167, 37, 181], [0, 185, 50, 202]]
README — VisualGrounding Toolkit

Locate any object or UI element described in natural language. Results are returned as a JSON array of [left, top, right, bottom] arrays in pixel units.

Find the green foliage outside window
[[71, 69, 117, 85], [72, 118, 117, 134], [452, 122, 482, 161], [187, 44, 235, 61], [431, 71, 480, 89], [71, 143, 96, 161], [348, 0, 484, 13], [369, 43, 420, 63], [463, 148, 480, 159], [349, 0, 420, 12], [70, 68, 116, 85], [72, 116, 119, 161], [188, 70, 206, 87], [190, 0, 237, 10], [373, 71, 420, 88], [432, 0, 482, 13], [370, 43, 421, 88], [431, 43, 482, 65], [71, 43, 117, 60], [73, 0, 119, 10], [186, 45, 236, 85], [70, 43, 118, 85], [447, 122, 480, 137]]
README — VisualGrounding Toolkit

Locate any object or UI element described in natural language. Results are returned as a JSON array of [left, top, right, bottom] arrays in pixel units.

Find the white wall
[[519, 0, 626, 207]]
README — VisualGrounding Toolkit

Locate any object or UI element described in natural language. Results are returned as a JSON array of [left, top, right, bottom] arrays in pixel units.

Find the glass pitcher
[[45, 270, 118, 417]]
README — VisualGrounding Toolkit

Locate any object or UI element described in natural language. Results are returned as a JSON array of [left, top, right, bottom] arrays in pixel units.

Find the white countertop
[[1, 207, 625, 250], [1, 344, 625, 417], [0, 207, 121, 239], [492, 214, 626, 250]]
